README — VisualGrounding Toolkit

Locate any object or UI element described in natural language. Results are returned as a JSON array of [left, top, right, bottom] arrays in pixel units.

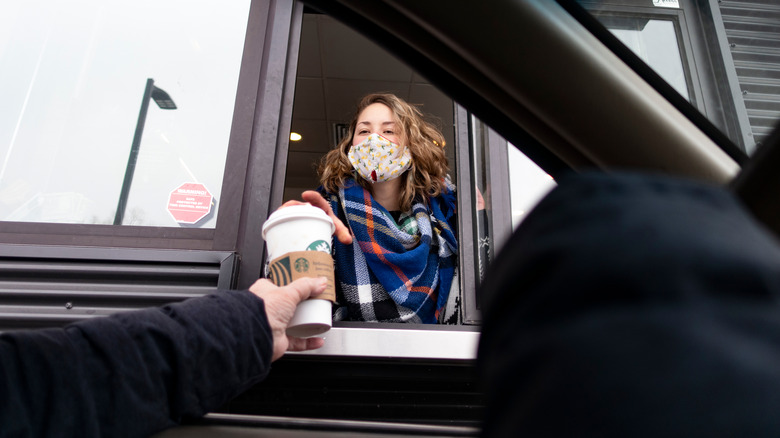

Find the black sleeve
[[0, 289, 273, 438]]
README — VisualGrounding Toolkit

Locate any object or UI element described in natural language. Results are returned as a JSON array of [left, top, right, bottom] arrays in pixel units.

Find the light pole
[[114, 78, 177, 225]]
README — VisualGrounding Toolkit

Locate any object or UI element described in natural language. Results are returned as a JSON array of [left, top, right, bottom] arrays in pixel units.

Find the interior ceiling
[[285, 13, 455, 195]]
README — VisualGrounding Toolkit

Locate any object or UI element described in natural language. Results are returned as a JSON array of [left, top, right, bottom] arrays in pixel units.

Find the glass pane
[[0, 0, 250, 227], [607, 18, 689, 100]]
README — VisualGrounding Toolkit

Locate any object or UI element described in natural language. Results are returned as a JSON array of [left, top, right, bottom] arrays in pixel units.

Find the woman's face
[[352, 103, 400, 145]]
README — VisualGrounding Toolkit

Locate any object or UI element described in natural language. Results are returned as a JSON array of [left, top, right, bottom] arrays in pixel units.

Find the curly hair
[[318, 93, 449, 212]]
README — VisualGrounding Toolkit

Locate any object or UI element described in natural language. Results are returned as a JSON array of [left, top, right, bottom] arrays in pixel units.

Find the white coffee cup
[[262, 204, 336, 338]]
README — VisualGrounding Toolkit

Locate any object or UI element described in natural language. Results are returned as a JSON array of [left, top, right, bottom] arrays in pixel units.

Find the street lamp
[[113, 78, 177, 225]]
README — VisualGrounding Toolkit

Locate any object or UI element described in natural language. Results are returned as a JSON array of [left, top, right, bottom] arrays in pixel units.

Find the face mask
[[348, 133, 412, 183]]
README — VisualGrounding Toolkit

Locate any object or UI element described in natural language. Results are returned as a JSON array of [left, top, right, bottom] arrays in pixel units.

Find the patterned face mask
[[348, 133, 412, 183]]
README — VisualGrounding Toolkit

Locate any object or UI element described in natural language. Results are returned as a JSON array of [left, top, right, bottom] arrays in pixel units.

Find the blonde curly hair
[[318, 93, 449, 212]]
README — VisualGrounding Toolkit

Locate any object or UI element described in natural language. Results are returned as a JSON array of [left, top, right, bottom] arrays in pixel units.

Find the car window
[[0, 0, 250, 227]]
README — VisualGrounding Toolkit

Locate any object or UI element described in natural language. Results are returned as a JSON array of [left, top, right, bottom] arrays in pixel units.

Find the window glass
[[606, 17, 689, 99], [0, 0, 250, 227]]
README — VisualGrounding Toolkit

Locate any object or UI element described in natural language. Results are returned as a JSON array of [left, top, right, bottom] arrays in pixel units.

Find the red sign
[[167, 182, 213, 224]]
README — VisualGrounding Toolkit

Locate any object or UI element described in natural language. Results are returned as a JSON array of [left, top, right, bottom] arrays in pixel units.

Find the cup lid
[[262, 204, 335, 239]]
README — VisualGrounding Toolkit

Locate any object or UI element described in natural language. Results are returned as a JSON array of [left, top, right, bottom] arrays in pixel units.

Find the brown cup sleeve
[[267, 251, 336, 302]]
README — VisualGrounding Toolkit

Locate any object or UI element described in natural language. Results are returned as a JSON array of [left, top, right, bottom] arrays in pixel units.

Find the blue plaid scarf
[[327, 179, 458, 323]]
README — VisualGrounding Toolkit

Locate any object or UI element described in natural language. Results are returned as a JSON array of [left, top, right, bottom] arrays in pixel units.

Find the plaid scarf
[[327, 179, 458, 323]]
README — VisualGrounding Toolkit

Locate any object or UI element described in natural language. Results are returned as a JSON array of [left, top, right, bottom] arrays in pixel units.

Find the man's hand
[[249, 277, 327, 361], [279, 191, 353, 245]]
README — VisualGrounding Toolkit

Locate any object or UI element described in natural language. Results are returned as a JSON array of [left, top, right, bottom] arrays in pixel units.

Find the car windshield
[[572, 0, 779, 158]]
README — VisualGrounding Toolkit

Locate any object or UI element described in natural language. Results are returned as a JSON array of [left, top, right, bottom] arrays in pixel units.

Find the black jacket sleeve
[[0, 289, 274, 438]]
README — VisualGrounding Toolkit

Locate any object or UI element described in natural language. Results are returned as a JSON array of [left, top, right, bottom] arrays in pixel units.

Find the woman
[[289, 93, 460, 324]]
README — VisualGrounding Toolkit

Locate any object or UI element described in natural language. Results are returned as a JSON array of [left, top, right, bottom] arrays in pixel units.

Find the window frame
[[454, 105, 514, 325]]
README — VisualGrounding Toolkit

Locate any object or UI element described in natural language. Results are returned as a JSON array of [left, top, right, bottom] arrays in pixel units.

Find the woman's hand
[[280, 191, 353, 245]]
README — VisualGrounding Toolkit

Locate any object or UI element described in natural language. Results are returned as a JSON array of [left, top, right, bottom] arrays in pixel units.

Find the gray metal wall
[[0, 244, 236, 331], [719, 0, 780, 147]]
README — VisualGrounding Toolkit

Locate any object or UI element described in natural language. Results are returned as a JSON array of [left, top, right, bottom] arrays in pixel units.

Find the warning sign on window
[[167, 182, 213, 224]]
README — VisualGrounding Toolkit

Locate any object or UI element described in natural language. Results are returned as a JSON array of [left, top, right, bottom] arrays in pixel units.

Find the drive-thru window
[[0, 0, 553, 342]]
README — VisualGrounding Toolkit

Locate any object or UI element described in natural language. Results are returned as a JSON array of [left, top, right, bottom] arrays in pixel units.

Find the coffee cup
[[262, 204, 336, 338]]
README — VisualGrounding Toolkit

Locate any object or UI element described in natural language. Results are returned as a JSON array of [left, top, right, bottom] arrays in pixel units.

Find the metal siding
[[0, 246, 235, 331], [719, 0, 780, 145], [220, 356, 484, 428]]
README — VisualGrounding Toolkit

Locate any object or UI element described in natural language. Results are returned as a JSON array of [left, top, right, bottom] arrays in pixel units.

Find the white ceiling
[[285, 13, 455, 195]]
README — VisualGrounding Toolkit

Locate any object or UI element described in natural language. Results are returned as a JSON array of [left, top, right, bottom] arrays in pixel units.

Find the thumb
[[285, 276, 327, 305]]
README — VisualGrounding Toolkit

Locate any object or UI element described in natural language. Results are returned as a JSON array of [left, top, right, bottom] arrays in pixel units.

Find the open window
[[274, 9, 557, 357]]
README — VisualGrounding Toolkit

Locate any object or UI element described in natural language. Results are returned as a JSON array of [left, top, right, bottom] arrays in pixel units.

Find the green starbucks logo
[[307, 240, 331, 253], [294, 257, 309, 273]]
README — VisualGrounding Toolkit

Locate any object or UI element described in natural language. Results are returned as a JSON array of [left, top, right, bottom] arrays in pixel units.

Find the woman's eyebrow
[[356, 121, 395, 126]]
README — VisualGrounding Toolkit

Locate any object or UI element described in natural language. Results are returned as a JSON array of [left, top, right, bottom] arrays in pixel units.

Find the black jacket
[[0, 290, 273, 437]]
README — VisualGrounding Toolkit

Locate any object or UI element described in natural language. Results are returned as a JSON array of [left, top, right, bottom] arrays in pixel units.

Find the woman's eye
[[384, 130, 394, 135]]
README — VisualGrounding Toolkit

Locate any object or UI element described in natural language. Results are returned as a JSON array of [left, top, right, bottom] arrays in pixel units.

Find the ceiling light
[[290, 132, 302, 141]]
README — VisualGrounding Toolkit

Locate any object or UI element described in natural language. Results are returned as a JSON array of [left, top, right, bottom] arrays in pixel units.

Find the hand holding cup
[[262, 204, 337, 338]]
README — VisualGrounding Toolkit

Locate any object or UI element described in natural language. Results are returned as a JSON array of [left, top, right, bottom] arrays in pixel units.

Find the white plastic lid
[[261, 204, 335, 239]]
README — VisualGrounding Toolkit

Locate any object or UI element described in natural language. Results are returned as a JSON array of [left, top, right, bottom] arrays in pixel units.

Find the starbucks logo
[[307, 239, 331, 253], [294, 257, 309, 273]]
